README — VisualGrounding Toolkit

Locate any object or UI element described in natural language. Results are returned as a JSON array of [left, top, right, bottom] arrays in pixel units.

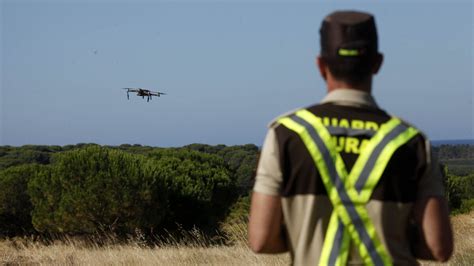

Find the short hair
[[324, 56, 376, 85]]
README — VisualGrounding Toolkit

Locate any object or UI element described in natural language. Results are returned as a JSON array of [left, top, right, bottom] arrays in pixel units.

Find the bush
[[0, 164, 39, 235], [148, 149, 233, 232], [445, 173, 474, 214], [28, 146, 169, 235], [459, 198, 474, 214]]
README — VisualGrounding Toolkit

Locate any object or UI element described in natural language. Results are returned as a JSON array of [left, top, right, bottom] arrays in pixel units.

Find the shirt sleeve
[[253, 127, 284, 196], [417, 139, 445, 199]]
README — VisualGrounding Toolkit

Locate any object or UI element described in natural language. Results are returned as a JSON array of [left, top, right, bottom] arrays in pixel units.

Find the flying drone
[[123, 88, 166, 102]]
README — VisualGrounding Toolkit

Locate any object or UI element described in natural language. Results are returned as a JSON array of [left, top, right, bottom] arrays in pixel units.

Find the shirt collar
[[320, 88, 379, 109]]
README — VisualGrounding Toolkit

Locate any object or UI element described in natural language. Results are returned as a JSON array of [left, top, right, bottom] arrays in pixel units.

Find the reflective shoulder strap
[[278, 110, 349, 207], [347, 117, 420, 203]]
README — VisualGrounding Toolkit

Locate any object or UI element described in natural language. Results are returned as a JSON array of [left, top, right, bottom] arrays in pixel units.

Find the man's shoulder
[[392, 116, 429, 140], [267, 104, 322, 129]]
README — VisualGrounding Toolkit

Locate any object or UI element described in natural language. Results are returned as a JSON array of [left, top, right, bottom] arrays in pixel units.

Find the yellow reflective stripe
[[347, 118, 401, 195], [278, 116, 306, 135], [290, 111, 388, 265], [354, 204, 391, 265], [280, 113, 348, 216], [324, 219, 351, 266], [358, 127, 419, 202], [319, 213, 340, 265], [339, 48, 360, 56], [296, 110, 349, 182], [338, 226, 350, 266]]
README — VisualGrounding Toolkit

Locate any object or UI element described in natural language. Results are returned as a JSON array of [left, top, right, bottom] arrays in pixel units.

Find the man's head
[[317, 10, 383, 90]]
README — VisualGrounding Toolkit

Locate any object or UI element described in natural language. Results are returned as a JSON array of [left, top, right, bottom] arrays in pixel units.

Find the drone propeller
[[151, 92, 166, 97]]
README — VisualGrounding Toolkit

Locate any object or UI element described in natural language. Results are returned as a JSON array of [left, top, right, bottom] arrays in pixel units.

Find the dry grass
[[0, 212, 472, 265], [0, 241, 289, 265], [0, 224, 290, 266]]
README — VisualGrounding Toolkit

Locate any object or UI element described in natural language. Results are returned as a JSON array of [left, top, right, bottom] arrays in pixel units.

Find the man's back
[[254, 89, 444, 265]]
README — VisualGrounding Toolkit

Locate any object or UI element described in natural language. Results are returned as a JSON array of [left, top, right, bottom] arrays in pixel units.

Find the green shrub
[[0, 164, 39, 235], [28, 146, 169, 235], [445, 173, 474, 214], [459, 198, 474, 214], [184, 144, 258, 195], [148, 149, 233, 232]]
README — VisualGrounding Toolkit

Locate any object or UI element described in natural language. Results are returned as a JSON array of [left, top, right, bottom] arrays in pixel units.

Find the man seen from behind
[[248, 10, 453, 266]]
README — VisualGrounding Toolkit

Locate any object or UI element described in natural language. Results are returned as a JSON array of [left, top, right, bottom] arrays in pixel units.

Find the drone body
[[123, 88, 166, 102]]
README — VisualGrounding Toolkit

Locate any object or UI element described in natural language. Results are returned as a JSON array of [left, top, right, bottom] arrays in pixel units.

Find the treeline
[[0, 143, 472, 238], [433, 144, 474, 160], [433, 144, 474, 213], [0, 144, 257, 237]]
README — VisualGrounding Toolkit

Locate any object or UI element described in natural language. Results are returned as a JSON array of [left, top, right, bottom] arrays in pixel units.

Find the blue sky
[[1, 0, 473, 147]]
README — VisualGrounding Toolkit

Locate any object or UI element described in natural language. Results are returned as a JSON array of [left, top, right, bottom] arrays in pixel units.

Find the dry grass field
[[0, 212, 472, 265]]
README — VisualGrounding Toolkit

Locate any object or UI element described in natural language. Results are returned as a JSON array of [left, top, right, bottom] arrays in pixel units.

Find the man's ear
[[372, 53, 384, 74], [317, 56, 328, 81]]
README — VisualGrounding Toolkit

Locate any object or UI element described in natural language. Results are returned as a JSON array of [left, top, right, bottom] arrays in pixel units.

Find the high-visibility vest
[[277, 109, 419, 266]]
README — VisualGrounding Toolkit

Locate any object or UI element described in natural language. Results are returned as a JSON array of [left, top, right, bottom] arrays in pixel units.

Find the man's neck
[[326, 78, 372, 94]]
